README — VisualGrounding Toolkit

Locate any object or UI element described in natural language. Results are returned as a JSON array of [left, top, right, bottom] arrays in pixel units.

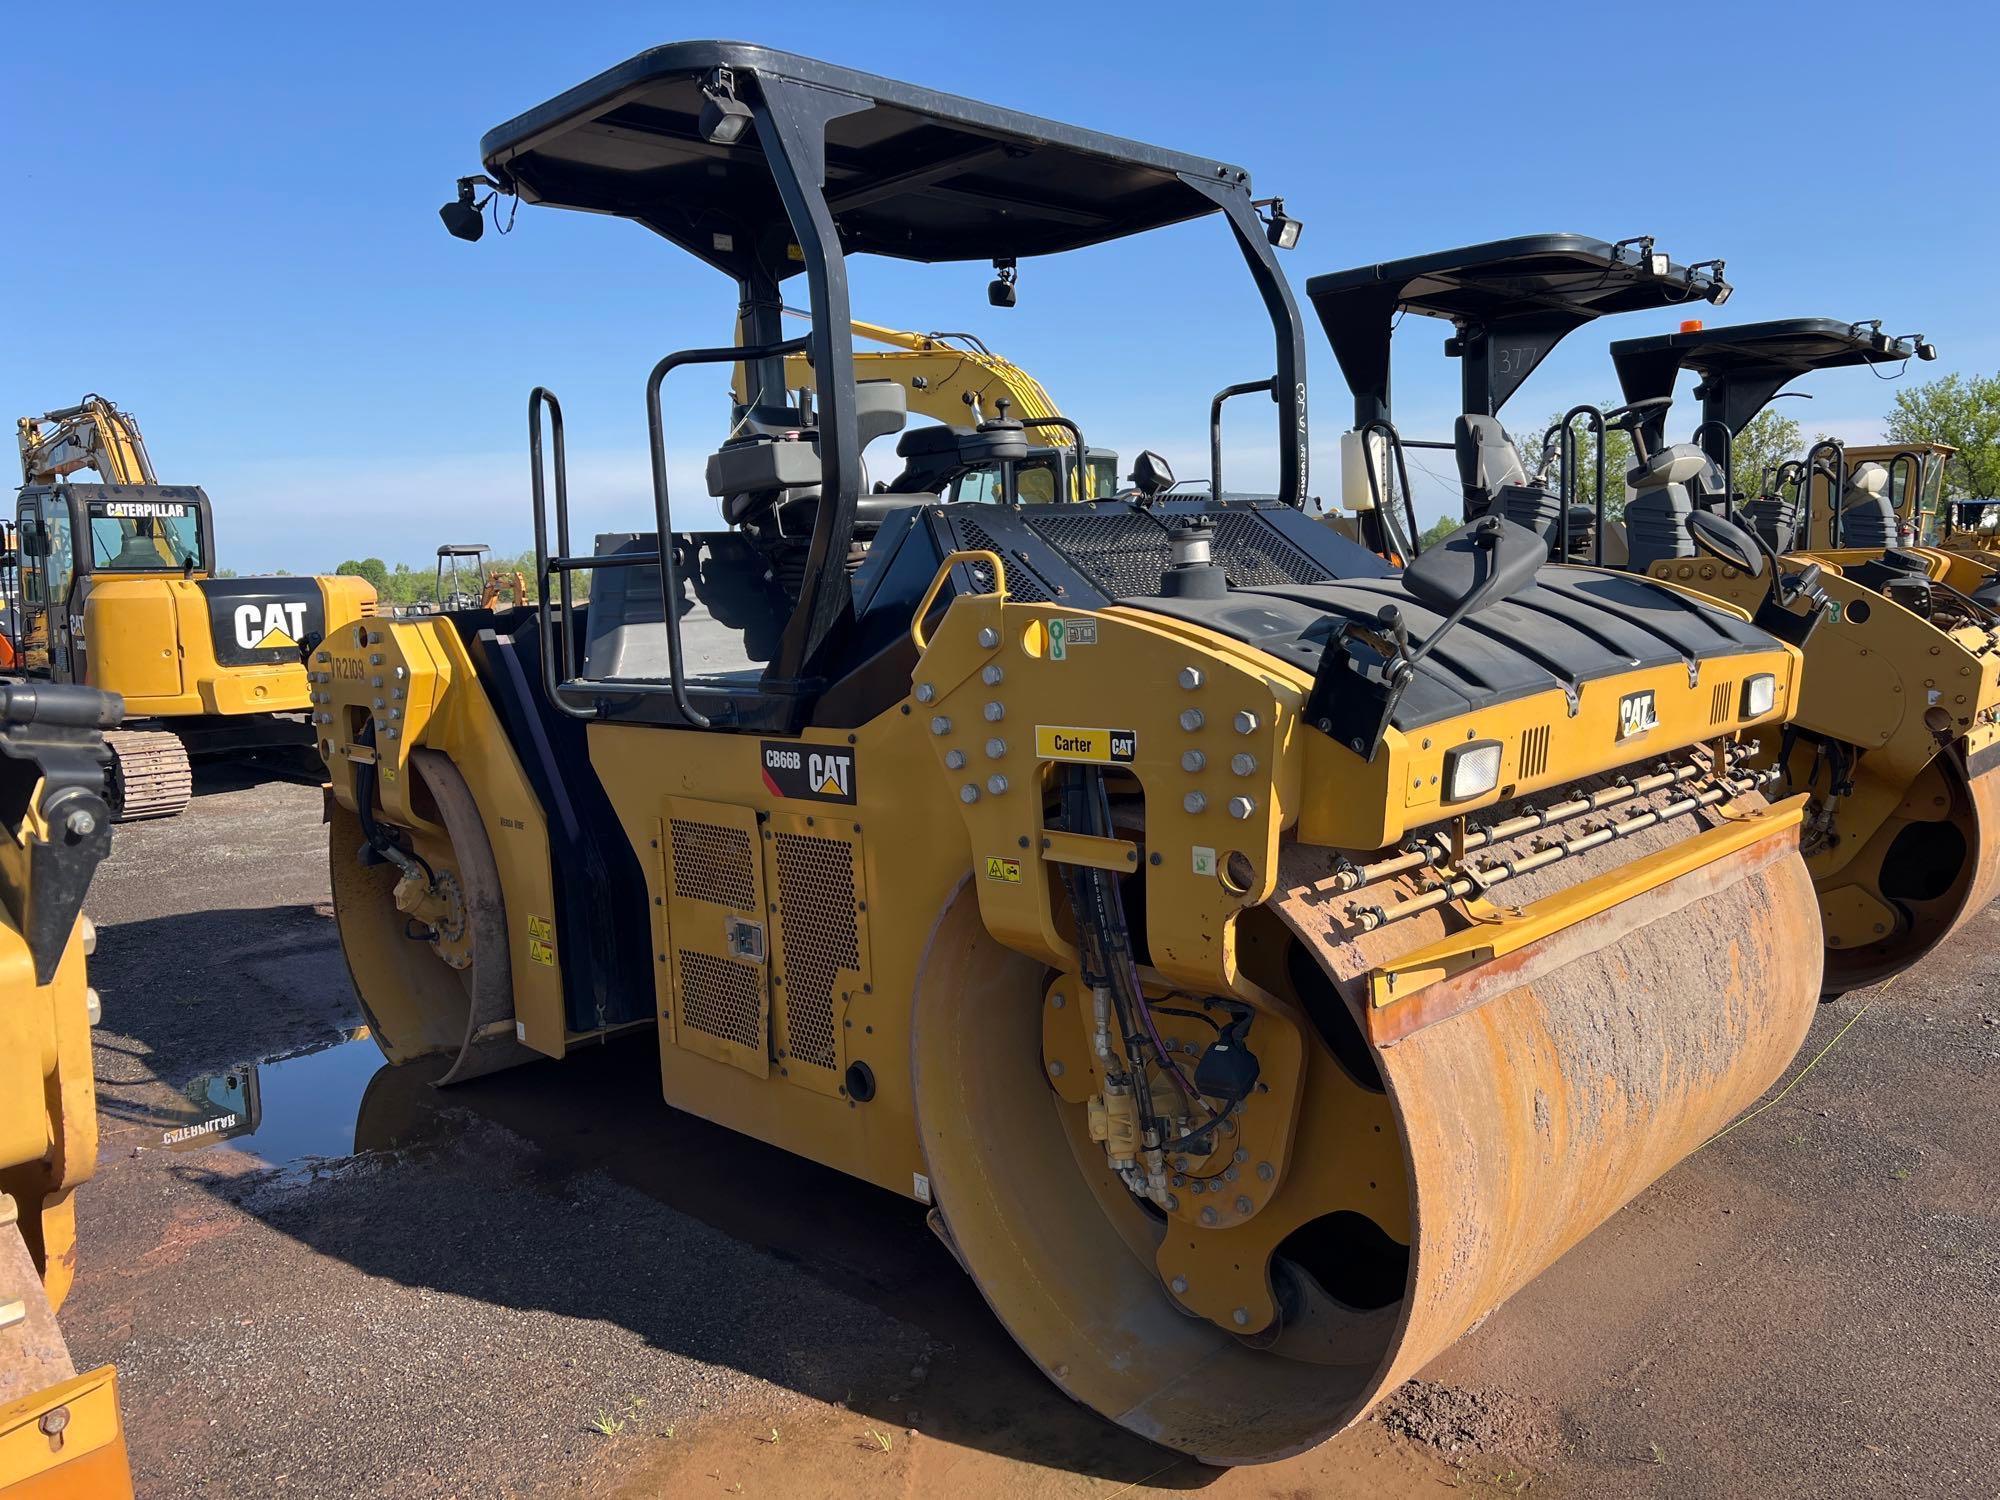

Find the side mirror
[[1131, 450, 1175, 498], [1403, 514, 1544, 619], [1687, 510, 1768, 578]]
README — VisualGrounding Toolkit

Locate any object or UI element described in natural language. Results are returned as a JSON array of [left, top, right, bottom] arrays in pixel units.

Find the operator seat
[[109, 526, 170, 569], [1746, 493, 1801, 555], [1838, 462, 1899, 549], [1622, 445, 1715, 572], [1454, 415, 1563, 552]]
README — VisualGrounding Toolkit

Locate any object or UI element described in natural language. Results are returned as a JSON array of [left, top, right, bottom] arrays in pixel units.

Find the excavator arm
[[17, 397, 158, 488], [733, 318, 1069, 433]]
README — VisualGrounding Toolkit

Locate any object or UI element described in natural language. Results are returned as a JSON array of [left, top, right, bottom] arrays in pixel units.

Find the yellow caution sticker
[[1034, 725, 1137, 764], [985, 856, 1023, 883], [527, 914, 555, 966]]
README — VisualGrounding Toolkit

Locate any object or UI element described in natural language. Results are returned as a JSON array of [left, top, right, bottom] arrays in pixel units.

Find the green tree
[[1885, 370, 2000, 498], [1417, 514, 1460, 550], [336, 557, 390, 591]]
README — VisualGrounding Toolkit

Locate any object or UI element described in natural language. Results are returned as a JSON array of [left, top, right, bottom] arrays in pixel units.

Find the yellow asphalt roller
[[319, 44, 1824, 1461]]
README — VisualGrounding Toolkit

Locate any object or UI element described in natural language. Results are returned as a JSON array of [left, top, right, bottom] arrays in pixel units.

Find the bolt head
[[1179, 708, 1205, 732], [1235, 1195, 1253, 1215], [85, 988, 102, 1026], [64, 808, 97, 837], [960, 784, 980, 804], [1234, 709, 1260, 734], [1178, 666, 1205, 691], [1200, 1206, 1218, 1226], [915, 682, 936, 704], [1048, 1060, 1064, 1078], [977, 626, 1001, 649], [1170, 1275, 1189, 1295], [1256, 1161, 1275, 1181], [37, 1407, 69, 1436], [1183, 791, 1208, 814], [986, 774, 1010, 795], [1231, 1307, 1250, 1327], [930, 715, 953, 736], [1181, 749, 1206, 772], [944, 749, 967, 770], [1231, 752, 1257, 776], [986, 738, 1008, 759], [983, 701, 1005, 722], [981, 663, 1005, 686], [1227, 795, 1257, 820]]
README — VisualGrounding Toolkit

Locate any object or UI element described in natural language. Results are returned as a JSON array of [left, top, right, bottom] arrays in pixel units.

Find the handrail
[[527, 387, 583, 717], [1357, 418, 1423, 561], [1209, 378, 1276, 505], [910, 549, 1007, 652], [646, 336, 810, 728], [1556, 404, 1608, 565], [1803, 439, 1846, 550], [1690, 419, 1735, 516], [1018, 416, 1087, 501]]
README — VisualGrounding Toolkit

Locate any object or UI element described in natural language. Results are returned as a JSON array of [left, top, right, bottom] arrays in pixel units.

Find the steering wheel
[[1600, 396, 1675, 432]]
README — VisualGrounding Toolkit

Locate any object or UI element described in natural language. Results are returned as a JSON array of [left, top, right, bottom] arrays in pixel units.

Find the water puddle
[[159, 1030, 405, 1171]]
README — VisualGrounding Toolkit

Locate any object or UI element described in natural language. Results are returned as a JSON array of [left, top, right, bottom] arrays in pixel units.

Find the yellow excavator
[[0, 681, 134, 1498], [6, 396, 377, 819], [734, 317, 1120, 502], [327, 45, 1824, 1463]]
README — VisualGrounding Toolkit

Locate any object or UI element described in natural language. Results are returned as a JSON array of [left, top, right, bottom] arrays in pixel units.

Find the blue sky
[[7, 1, 1995, 573]]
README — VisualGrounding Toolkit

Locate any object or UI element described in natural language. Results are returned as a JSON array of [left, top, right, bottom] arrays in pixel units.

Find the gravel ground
[[56, 762, 2000, 1498]]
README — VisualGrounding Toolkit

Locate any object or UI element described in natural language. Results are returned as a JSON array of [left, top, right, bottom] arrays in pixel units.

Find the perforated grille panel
[[670, 820, 757, 908], [956, 513, 1054, 602], [676, 950, 764, 1051], [1028, 510, 1332, 598], [772, 833, 859, 1071]]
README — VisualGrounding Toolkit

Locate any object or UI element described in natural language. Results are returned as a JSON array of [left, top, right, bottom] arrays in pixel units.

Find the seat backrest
[[1622, 444, 1707, 571], [1455, 415, 1527, 513]]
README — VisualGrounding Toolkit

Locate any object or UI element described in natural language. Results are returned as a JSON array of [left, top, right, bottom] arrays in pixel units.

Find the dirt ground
[[60, 764, 2000, 1498]]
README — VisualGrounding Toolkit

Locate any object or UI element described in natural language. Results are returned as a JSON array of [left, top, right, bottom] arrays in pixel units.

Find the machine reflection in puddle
[[159, 1030, 440, 1172]]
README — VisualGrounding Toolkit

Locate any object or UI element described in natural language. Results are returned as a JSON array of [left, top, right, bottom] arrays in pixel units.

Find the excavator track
[[105, 727, 192, 822]]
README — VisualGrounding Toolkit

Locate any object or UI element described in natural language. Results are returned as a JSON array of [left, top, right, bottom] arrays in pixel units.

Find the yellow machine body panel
[[0, 705, 133, 1499], [76, 573, 376, 719], [315, 616, 577, 1064], [318, 566, 1804, 1210]]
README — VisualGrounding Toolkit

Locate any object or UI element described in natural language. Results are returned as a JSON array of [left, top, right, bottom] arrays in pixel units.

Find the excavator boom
[[17, 397, 157, 488]]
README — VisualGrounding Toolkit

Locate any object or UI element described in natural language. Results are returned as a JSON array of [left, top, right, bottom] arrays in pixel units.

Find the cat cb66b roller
[[1602, 320, 2000, 990], [315, 44, 1824, 1462]]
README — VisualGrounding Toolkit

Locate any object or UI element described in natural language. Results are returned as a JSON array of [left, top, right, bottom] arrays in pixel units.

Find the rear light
[[1443, 740, 1503, 802], [1742, 673, 1777, 719]]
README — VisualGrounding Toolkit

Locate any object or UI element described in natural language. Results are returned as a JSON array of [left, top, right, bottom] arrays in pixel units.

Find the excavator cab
[[1603, 318, 2000, 988], [1307, 233, 1734, 564], [314, 43, 1825, 1463]]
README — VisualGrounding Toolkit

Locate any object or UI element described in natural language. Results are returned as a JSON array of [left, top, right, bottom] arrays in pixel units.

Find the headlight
[[1443, 740, 1503, 802], [1742, 673, 1778, 719]]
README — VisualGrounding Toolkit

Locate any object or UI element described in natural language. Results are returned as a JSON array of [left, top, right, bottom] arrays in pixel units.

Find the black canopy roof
[[1305, 234, 1722, 423], [1610, 318, 1926, 435], [480, 41, 1251, 276]]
